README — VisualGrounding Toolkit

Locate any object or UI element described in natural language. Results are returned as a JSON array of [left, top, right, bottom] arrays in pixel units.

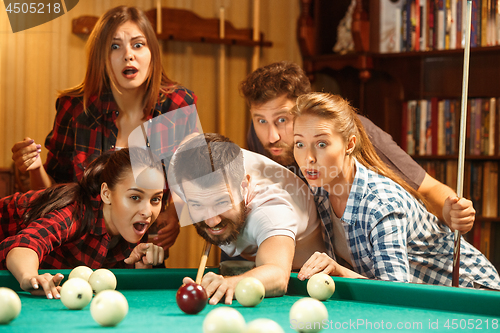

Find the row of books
[[463, 221, 499, 270], [418, 159, 500, 269], [418, 160, 498, 217], [401, 97, 497, 156], [418, 160, 500, 269], [371, 0, 500, 53]]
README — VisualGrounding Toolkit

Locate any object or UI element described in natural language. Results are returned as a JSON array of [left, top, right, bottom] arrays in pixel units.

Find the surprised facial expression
[[293, 114, 351, 191], [101, 167, 164, 244], [109, 21, 152, 92], [251, 95, 296, 166]]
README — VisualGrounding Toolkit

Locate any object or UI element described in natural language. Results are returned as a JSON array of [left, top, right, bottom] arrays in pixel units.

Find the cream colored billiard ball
[[90, 290, 128, 327], [203, 307, 246, 333], [68, 266, 93, 282], [235, 277, 265, 307], [60, 277, 93, 310], [244, 318, 285, 333], [0, 287, 21, 324], [289, 297, 328, 333], [88, 269, 116, 294], [307, 273, 335, 301]]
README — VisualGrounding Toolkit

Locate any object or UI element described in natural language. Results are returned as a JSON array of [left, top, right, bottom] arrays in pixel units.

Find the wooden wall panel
[[0, 167, 14, 198]]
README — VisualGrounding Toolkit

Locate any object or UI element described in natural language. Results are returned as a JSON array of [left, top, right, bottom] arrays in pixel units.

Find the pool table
[[1, 268, 499, 332]]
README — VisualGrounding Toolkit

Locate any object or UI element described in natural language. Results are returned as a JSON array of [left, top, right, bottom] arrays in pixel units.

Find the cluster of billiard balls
[[61, 266, 128, 327], [176, 273, 336, 333], [1, 270, 336, 332], [0, 266, 128, 327]]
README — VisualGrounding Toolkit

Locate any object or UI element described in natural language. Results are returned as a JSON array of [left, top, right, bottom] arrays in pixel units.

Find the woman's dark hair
[[24, 148, 163, 235]]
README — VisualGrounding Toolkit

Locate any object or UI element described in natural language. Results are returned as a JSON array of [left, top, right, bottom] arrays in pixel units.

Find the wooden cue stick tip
[[195, 241, 211, 284]]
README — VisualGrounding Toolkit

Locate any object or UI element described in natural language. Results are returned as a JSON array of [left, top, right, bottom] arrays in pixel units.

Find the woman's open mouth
[[122, 67, 138, 79], [133, 222, 149, 235]]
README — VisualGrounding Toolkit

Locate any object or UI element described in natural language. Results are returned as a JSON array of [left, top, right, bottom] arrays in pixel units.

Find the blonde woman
[[293, 92, 500, 290]]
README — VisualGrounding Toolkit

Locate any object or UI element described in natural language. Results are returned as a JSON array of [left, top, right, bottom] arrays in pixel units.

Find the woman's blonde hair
[[59, 6, 177, 116], [292, 92, 426, 204]]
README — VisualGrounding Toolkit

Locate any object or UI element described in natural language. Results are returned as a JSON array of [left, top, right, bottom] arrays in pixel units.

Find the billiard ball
[[90, 290, 128, 327], [68, 266, 93, 282], [176, 282, 208, 314], [203, 307, 246, 333], [88, 268, 116, 294], [289, 297, 328, 333], [307, 273, 335, 301], [244, 318, 285, 333], [0, 287, 21, 324], [60, 277, 93, 310], [234, 277, 265, 307]]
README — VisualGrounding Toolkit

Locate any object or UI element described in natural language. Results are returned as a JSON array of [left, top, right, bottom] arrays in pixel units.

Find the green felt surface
[[1, 269, 499, 332]]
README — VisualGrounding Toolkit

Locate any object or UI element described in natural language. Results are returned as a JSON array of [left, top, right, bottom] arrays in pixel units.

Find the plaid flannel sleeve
[[0, 207, 75, 268], [149, 88, 200, 160], [44, 96, 79, 183], [366, 209, 412, 282]]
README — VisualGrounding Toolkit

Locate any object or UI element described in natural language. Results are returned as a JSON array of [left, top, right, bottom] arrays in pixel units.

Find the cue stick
[[453, 0, 472, 287], [219, 6, 226, 136], [156, 0, 162, 35], [251, 0, 261, 72], [140, 122, 171, 244], [248, 0, 261, 135], [196, 241, 212, 284]]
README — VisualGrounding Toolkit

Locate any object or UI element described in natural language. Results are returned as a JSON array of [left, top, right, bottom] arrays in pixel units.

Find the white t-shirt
[[220, 150, 325, 269], [331, 212, 355, 269]]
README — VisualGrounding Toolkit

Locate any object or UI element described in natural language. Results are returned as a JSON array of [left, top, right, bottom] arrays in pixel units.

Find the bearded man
[[169, 133, 325, 305]]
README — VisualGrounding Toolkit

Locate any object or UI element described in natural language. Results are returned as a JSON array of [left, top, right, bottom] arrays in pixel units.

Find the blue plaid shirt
[[314, 159, 500, 289]]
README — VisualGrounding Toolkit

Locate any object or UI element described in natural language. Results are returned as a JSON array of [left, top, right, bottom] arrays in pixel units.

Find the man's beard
[[265, 142, 295, 167], [193, 201, 247, 246]]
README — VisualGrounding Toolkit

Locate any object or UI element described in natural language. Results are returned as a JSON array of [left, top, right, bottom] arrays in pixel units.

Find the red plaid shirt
[[44, 87, 197, 183], [0, 190, 135, 269]]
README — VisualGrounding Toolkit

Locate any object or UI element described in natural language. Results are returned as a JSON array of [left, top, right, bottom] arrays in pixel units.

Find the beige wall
[[0, 0, 302, 267]]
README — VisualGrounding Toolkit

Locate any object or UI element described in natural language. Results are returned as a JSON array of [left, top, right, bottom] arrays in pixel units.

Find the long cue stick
[[251, 0, 260, 71], [248, 0, 261, 136], [196, 241, 212, 284], [140, 122, 171, 263], [156, 0, 162, 35], [219, 7, 226, 136], [453, 0, 472, 287]]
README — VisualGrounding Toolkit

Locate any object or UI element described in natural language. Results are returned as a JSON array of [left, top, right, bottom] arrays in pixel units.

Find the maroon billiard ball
[[176, 282, 208, 314]]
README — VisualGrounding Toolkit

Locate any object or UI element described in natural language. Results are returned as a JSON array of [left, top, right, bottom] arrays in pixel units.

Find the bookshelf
[[298, 0, 500, 271]]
